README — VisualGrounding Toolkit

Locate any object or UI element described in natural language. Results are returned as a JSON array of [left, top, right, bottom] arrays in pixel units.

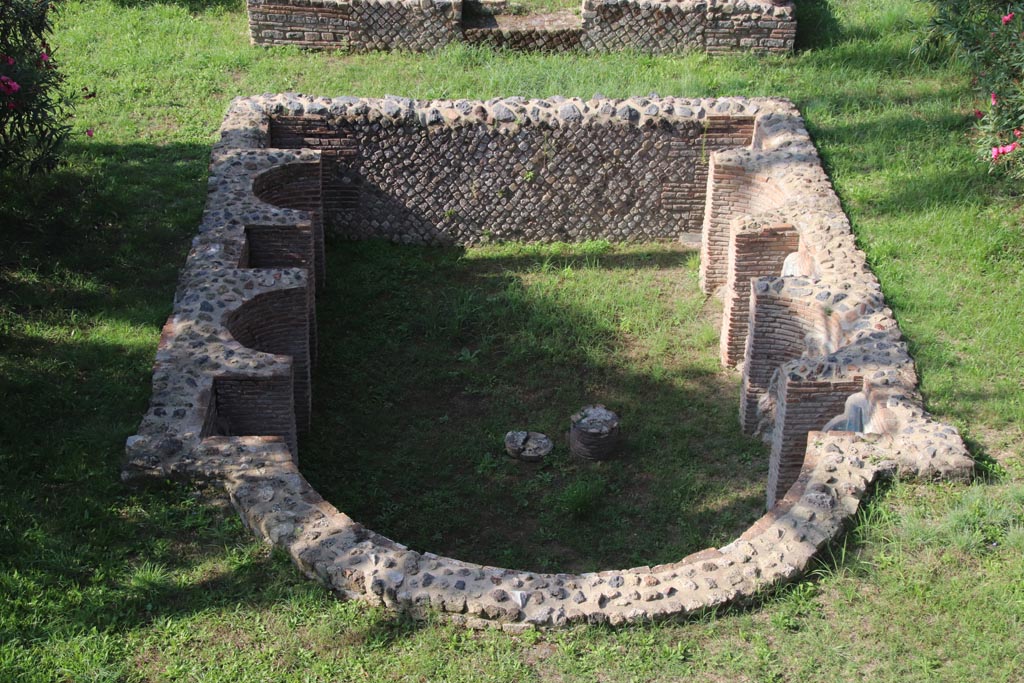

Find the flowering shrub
[[1, 0, 72, 175], [924, 1, 1024, 176]]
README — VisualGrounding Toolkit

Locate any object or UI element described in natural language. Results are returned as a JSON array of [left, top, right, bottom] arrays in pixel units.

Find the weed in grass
[[768, 582, 821, 632], [551, 473, 609, 520]]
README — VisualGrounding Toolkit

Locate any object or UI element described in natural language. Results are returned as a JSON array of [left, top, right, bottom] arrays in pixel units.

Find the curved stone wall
[[246, 0, 795, 55], [124, 94, 973, 629]]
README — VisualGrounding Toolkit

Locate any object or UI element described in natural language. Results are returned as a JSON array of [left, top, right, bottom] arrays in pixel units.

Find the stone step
[[461, 8, 583, 51]]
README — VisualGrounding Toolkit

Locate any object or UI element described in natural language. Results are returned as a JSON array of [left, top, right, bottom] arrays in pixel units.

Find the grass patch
[[1, 0, 1024, 679], [465, 0, 582, 17], [304, 241, 766, 572]]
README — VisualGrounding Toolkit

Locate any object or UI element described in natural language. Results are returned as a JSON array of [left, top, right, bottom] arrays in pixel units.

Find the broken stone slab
[[504, 431, 553, 463]]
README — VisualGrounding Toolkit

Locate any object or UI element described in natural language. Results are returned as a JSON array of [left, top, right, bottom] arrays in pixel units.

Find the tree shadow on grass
[[0, 142, 208, 327], [793, 0, 844, 52], [0, 141, 354, 645]]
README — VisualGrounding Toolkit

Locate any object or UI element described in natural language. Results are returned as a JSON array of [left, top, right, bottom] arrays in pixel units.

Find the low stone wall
[[124, 94, 973, 630], [246, 0, 796, 55]]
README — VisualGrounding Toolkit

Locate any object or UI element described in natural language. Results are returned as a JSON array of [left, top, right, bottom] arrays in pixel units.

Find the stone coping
[[124, 95, 973, 629]]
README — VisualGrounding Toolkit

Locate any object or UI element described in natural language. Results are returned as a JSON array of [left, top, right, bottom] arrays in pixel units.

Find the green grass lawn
[[2, 0, 1024, 680]]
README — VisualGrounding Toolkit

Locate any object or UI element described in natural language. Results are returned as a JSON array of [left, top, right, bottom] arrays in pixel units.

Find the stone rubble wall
[[246, 0, 795, 54], [124, 94, 973, 630]]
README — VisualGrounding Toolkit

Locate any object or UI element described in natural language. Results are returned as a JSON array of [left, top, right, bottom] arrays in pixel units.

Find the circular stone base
[[569, 404, 621, 461]]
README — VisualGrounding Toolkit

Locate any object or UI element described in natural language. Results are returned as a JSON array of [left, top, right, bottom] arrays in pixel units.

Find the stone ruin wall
[[124, 94, 973, 630], [269, 101, 754, 244], [246, 0, 796, 55]]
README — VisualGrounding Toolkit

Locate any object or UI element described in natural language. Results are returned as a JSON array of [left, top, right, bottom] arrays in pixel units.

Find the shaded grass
[[0, 0, 1023, 679], [304, 241, 767, 572]]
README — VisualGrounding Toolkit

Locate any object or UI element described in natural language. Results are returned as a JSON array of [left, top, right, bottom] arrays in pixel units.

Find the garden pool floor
[[301, 239, 769, 573]]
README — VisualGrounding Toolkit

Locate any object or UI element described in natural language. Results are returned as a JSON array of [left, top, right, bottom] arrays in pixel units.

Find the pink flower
[[1003, 12, 1015, 24], [1015, 129, 1022, 138], [39, 52, 49, 62], [991, 142, 1019, 161], [0, 76, 20, 95], [975, 109, 984, 119], [992, 92, 998, 106], [86, 128, 94, 138]]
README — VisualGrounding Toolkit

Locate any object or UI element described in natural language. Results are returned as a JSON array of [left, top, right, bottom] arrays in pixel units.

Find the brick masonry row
[[246, 0, 795, 55], [124, 94, 974, 629]]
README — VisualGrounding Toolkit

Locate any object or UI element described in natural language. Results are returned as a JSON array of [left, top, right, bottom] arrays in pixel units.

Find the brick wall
[[739, 282, 845, 435], [250, 159, 327, 291], [698, 156, 788, 292], [209, 374, 298, 456], [269, 112, 755, 244], [224, 286, 313, 433], [766, 376, 863, 507], [719, 221, 798, 366], [705, 1, 796, 54], [581, 0, 705, 53], [464, 25, 584, 51], [247, 0, 462, 52]]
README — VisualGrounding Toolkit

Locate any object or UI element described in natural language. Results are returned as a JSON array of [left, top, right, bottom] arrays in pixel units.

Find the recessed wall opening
[[205, 375, 298, 455]]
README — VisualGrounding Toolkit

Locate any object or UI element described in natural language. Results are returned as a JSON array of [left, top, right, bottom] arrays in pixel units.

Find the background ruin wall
[[246, 0, 796, 55]]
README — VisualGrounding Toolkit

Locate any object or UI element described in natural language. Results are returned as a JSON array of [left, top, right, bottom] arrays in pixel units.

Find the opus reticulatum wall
[[124, 94, 974, 630], [246, 0, 796, 55]]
